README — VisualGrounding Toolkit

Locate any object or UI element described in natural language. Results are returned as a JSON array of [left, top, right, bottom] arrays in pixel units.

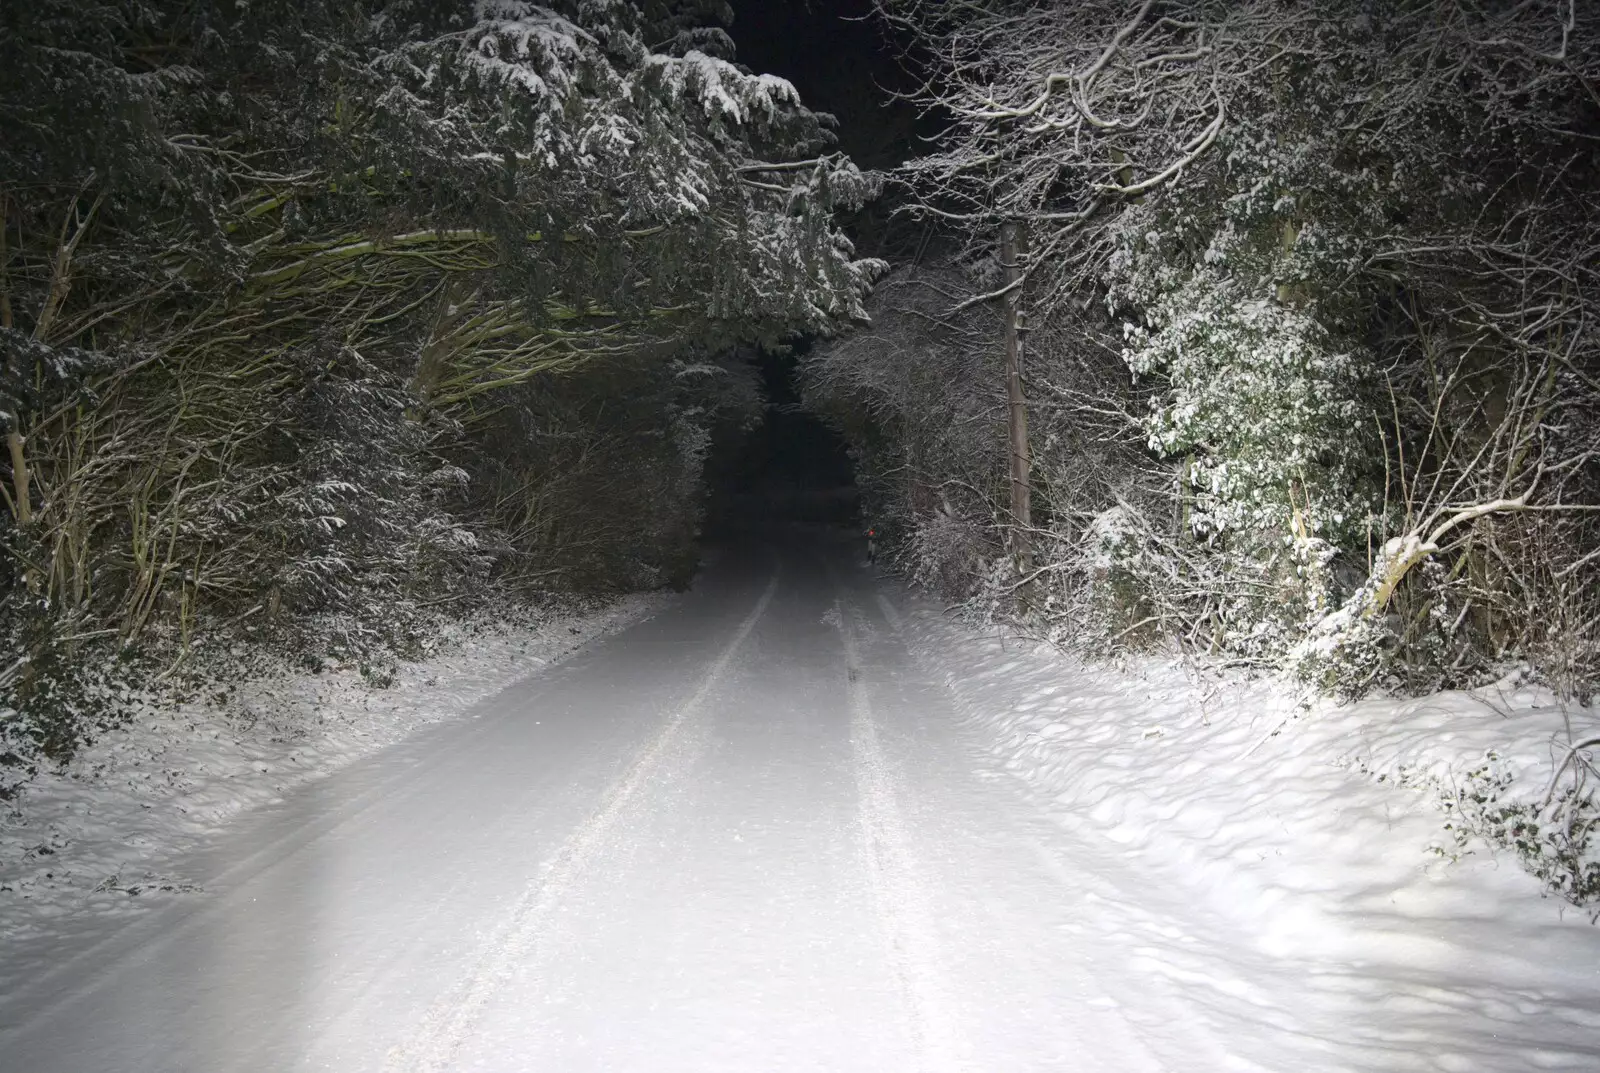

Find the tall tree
[[851, 0, 1600, 690], [0, 0, 882, 776]]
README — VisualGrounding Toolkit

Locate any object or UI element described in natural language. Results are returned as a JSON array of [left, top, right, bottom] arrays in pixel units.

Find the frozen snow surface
[[2, 536, 1599, 1071], [903, 606, 1600, 1071], [0, 593, 663, 988]]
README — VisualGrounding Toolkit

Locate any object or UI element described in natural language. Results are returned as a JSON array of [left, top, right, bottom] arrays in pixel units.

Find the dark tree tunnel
[[699, 1, 932, 538], [702, 344, 861, 535]]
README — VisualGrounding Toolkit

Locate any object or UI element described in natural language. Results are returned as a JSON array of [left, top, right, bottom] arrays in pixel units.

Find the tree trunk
[[1001, 221, 1032, 600]]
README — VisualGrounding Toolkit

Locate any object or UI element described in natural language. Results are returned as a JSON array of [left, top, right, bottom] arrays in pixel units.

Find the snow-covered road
[[3, 539, 1594, 1071], [0, 542, 1199, 1071]]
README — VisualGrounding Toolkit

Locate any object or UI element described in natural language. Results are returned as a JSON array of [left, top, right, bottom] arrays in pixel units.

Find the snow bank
[[899, 603, 1600, 1070], [0, 593, 662, 989]]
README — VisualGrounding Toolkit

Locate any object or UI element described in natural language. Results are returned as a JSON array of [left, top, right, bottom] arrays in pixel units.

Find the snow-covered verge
[[0, 592, 664, 985], [899, 602, 1600, 1069]]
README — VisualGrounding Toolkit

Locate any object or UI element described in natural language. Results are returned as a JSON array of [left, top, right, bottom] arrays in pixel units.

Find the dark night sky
[[726, 0, 924, 171]]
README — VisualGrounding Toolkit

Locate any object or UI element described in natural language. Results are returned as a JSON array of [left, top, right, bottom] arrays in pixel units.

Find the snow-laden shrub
[[1291, 604, 1393, 702], [1440, 754, 1600, 914], [1351, 742, 1600, 914], [1076, 505, 1164, 651], [1442, 759, 1600, 912], [904, 503, 995, 603], [1120, 275, 1374, 548], [876, 0, 1600, 700], [0, 612, 150, 798]]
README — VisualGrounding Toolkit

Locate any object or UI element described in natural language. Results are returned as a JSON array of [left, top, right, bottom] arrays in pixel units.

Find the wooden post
[[1001, 221, 1032, 601]]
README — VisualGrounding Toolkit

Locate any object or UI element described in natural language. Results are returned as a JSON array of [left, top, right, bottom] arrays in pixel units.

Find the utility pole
[[1001, 221, 1032, 604]]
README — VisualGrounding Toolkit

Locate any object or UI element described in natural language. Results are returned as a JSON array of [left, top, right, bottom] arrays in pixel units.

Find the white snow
[[2, 541, 1598, 1071], [899, 604, 1600, 1070], [645, 50, 802, 124], [0, 593, 661, 994]]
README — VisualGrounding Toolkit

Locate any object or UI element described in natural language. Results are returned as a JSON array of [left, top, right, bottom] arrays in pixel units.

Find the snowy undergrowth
[[900, 605, 1600, 1066], [0, 591, 663, 978], [1336, 676, 1600, 910]]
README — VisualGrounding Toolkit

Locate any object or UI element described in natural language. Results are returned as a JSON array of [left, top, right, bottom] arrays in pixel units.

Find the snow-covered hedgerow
[[0, 0, 876, 789], [836, 0, 1600, 703], [793, 0, 1600, 905]]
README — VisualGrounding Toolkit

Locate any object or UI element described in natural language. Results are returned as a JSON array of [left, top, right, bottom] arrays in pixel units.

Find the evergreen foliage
[[0, 0, 878, 788], [811, 0, 1600, 697]]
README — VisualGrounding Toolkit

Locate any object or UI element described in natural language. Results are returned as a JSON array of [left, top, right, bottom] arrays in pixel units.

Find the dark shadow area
[[700, 2, 937, 547], [727, 0, 916, 173], [703, 345, 860, 537]]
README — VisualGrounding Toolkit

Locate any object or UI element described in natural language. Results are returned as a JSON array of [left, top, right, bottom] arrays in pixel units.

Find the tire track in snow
[[382, 564, 781, 1073], [835, 595, 968, 1073]]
